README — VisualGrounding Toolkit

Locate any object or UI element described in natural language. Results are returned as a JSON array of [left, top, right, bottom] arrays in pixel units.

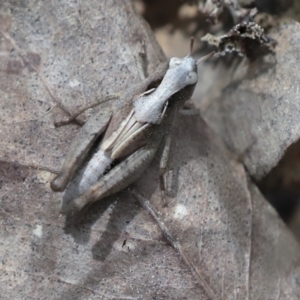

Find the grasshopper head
[[168, 56, 198, 86], [166, 38, 215, 92], [165, 37, 198, 91]]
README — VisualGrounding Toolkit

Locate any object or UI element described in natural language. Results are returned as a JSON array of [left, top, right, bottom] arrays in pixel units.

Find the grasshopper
[[51, 39, 212, 214]]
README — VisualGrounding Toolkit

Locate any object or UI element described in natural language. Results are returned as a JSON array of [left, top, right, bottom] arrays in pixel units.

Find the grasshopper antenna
[[196, 51, 215, 65], [187, 37, 215, 63], [187, 37, 195, 57]]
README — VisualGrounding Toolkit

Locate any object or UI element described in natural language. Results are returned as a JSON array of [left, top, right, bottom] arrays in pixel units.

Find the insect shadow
[[90, 192, 141, 261], [63, 190, 140, 261]]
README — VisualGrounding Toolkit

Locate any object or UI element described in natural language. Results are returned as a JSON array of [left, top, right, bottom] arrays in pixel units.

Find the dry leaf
[[1, 1, 300, 300], [203, 20, 300, 180]]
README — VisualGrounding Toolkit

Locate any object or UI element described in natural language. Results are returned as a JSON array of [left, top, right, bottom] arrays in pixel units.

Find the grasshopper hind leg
[[51, 108, 112, 193], [55, 94, 121, 127], [61, 144, 160, 214], [60, 148, 113, 213]]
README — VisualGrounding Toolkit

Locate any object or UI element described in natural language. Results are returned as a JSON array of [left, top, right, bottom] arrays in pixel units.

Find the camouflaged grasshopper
[[51, 39, 212, 214]]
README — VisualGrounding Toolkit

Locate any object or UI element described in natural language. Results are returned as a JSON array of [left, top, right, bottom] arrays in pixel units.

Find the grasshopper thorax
[[133, 55, 198, 124]]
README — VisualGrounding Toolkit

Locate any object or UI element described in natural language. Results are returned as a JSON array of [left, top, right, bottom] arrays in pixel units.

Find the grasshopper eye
[[169, 57, 182, 68], [186, 71, 197, 85]]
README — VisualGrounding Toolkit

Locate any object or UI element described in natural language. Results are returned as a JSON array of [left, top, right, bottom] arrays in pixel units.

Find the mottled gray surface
[[203, 21, 300, 180], [136, 114, 300, 299], [1, 1, 300, 300]]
